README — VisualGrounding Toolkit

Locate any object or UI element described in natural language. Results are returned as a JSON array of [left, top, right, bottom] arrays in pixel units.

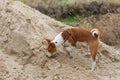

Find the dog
[[46, 27, 101, 71]]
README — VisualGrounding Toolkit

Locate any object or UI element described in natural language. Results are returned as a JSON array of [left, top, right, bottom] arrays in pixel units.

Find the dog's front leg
[[62, 43, 69, 55], [70, 46, 76, 62]]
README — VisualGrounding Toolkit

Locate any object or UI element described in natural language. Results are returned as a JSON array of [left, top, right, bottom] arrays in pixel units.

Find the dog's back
[[62, 27, 100, 45]]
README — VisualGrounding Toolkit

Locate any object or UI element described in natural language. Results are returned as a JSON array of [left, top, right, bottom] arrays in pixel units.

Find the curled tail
[[91, 28, 99, 38]]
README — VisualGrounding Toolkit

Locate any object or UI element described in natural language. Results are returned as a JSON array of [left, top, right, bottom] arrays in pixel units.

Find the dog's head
[[45, 38, 56, 58]]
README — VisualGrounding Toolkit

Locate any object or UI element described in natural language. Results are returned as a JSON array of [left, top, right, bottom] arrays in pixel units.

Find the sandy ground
[[1, 45, 120, 80], [0, 0, 120, 80]]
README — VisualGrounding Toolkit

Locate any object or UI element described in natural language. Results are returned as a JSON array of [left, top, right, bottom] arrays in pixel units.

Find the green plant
[[56, 14, 86, 26], [21, 0, 27, 3], [64, 15, 80, 26]]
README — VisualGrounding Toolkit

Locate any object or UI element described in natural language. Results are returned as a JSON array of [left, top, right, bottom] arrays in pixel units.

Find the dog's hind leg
[[91, 58, 97, 71], [89, 42, 99, 71], [90, 49, 97, 71], [96, 51, 102, 62]]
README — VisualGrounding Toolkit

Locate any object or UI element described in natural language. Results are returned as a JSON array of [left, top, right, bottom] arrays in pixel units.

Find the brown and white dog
[[46, 27, 101, 71]]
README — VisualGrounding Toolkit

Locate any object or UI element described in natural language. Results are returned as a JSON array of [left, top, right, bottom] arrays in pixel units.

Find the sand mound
[[0, 0, 69, 65], [0, 0, 120, 80], [78, 13, 120, 46]]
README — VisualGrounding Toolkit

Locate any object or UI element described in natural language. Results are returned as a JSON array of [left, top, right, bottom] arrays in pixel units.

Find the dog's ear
[[45, 38, 51, 44], [50, 43, 56, 48]]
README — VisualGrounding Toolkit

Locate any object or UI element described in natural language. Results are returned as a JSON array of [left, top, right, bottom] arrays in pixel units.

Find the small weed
[[56, 14, 87, 26], [21, 0, 27, 3]]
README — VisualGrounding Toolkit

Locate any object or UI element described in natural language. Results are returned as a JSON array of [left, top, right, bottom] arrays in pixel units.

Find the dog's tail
[[91, 28, 100, 38]]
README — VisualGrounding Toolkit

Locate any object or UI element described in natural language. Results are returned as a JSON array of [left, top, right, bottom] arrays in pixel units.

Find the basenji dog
[[46, 27, 101, 71]]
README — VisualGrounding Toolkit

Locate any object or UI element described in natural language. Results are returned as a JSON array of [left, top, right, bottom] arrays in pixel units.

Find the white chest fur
[[52, 32, 64, 46]]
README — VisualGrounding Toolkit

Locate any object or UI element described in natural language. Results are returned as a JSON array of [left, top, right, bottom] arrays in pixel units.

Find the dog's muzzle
[[46, 52, 52, 58]]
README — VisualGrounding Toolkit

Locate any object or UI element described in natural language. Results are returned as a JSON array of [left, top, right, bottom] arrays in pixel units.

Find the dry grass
[[25, 0, 120, 8]]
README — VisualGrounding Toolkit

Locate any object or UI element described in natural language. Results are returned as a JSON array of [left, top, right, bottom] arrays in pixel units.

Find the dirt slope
[[0, 0, 120, 80], [78, 13, 120, 46]]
